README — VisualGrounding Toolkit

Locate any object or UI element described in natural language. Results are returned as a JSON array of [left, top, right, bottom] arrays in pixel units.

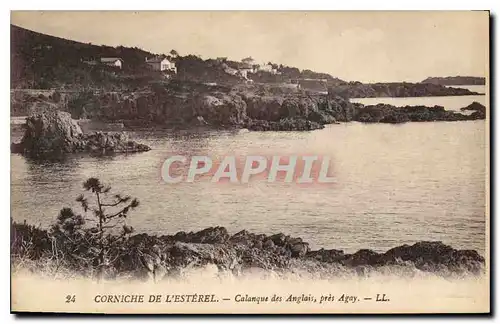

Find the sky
[[11, 11, 489, 83]]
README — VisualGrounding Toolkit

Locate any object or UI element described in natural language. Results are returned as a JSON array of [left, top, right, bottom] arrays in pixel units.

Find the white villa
[[258, 64, 280, 74], [100, 57, 123, 69], [238, 63, 255, 79], [83, 57, 124, 69], [241, 57, 255, 65], [145, 56, 177, 73]]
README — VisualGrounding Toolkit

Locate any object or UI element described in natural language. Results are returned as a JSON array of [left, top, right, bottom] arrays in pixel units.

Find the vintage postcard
[[10, 11, 490, 314]]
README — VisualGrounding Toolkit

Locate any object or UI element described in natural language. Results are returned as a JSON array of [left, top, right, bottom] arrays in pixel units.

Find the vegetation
[[12, 177, 140, 279], [11, 24, 348, 91]]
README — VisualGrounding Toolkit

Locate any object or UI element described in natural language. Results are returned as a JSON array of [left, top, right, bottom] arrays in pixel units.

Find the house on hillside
[[288, 79, 301, 89], [258, 64, 280, 75], [241, 57, 255, 65], [145, 56, 177, 73], [223, 66, 239, 76], [100, 57, 124, 69], [238, 63, 255, 79], [224, 61, 254, 80]]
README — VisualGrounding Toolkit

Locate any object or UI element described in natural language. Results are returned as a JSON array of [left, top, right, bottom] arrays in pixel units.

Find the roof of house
[[227, 61, 253, 70], [146, 57, 172, 64], [100, 57, 123, 63]]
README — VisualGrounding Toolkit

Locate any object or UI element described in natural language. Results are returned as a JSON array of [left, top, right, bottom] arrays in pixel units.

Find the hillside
[[11, 24, 482, 105], [11, 24, 347, 90], [421, 76, 486, 85], [11, 24, 165, 89]]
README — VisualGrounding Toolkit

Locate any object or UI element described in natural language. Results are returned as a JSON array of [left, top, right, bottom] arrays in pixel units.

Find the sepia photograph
[[9, 10, 490, 314]]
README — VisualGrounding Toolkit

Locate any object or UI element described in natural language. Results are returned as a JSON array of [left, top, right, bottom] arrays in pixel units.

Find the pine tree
[[51, 177, 139, 279]]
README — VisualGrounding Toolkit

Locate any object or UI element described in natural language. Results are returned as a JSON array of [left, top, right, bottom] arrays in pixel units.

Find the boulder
[[269, 233, 287, 247], [461, 101, 486, 119], [343, 249, 382, 267], [187, 226, 230, 244], [379, 241, 484, 274], [167, 242, 239, 272], [306, 248, 345, 263], [289, 242, 309, 258], [263, 239, 275, 250], [172, 227, 230, 244], [229, 230, 265, 248]]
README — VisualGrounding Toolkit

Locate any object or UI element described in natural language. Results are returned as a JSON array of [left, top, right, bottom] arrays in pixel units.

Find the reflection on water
[[10, 94, 487, 254], [11, 122, 486, 254]]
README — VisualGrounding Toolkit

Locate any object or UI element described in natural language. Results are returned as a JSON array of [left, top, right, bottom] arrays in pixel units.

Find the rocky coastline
[[421, 76, 486, 86], [11, 221, 485, 281], [328, 82, 482, 98], [11, 82, 486, 136], [353, 101, 486, 124]]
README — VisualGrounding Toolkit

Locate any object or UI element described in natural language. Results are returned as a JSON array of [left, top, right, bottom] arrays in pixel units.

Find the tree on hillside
[[50, 177, 139, 279]]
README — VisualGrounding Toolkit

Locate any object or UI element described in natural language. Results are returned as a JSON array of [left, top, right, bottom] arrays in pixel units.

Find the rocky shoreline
[[11, 80, 487, 133], [106, 100, 486, 130], [10, 86, 486, 149], [328, 82, 482, 98], [353, 101, 486, 124], [11, 222, 485, 281], [421, 76, 486, 86]]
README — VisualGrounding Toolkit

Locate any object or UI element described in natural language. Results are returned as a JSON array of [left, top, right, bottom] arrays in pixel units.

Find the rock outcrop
[[192, 92, 247, 125], [354, 103, 487, 124], [421, 76, 486, 86], [245, 118, 324, 131], [329, 82, 482, 98], [461, 101, 486, 119], [11, 109, 150, 156]]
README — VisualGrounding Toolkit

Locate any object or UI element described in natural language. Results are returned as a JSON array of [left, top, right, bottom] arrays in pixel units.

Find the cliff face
[[57, 83, 355, 129], [192, 92, 248, 125], [12, 84, 485, 132]]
